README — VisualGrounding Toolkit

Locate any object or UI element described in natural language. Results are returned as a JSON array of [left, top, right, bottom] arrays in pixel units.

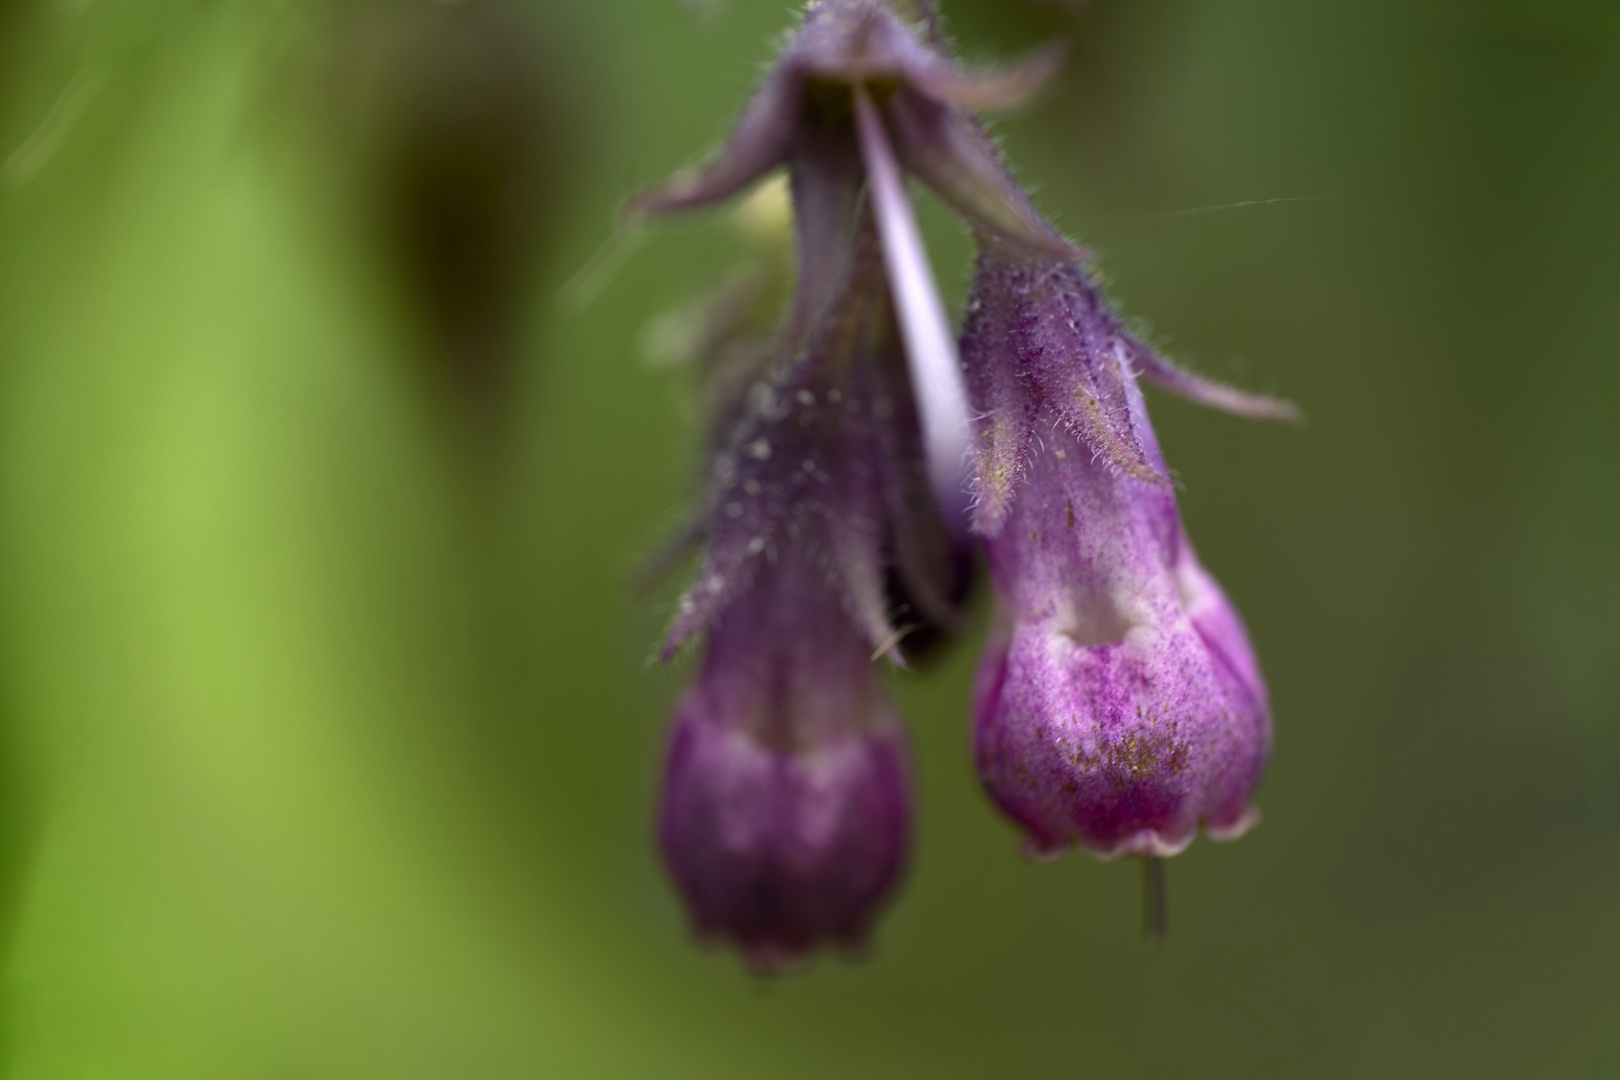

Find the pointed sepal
[[1125, 339, 1302, 421], [886, 86, 1079, 259]]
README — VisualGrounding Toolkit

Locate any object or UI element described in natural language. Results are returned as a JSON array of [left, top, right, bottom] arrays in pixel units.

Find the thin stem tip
[[1141, 856, 1167, 945]]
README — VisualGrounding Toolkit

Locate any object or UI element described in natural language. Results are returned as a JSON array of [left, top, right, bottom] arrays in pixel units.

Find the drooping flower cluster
[[632, 0, 1294, 970]]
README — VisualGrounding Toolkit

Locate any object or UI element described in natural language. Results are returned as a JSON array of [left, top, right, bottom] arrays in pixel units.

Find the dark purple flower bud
[[649, 210, 956, 965], [659, 557, 911, 972], [963, 243, 1289, 858]]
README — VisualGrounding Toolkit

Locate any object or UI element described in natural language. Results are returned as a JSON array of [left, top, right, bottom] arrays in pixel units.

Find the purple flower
[[635, 0, 1295, 953], [962, 241, 1295, 859], [659, 555, 911, 973], [645, 208, 949, 964]]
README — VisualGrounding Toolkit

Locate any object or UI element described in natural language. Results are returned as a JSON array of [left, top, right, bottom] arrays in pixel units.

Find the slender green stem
[[1142, 857, 1167, 944]]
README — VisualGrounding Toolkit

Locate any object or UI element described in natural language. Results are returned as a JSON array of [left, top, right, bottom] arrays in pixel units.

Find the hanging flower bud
[[649, 206, 951, 964], [659, 557, 911, 972], [962, 242, 1293, 859]]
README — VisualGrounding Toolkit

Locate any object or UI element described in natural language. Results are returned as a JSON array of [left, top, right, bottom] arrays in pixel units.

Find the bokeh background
[[0, 0, 1617, 1075]]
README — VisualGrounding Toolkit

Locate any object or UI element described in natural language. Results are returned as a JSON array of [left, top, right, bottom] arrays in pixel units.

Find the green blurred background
[[0, 0, 1616, 1075]]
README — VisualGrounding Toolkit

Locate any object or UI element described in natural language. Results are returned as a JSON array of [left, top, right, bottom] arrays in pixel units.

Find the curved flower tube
[[963, 245, 1276, 859]]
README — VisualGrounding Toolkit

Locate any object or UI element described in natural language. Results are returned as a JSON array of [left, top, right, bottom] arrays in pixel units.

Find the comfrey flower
[[963, 239, 1297, 864], [632, 0, 1293, 959], [649, 215, 943, 970], [658, 552, 912, 972]]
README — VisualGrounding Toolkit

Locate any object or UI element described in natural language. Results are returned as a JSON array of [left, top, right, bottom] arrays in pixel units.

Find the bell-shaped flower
[[651, 210, 955, 963], [651, 215, 946, 965], [658, 555, 912, 972], [962, 240, 1293, 858]]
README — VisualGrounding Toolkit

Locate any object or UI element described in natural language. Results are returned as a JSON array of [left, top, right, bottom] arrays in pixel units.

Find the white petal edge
[[1206, 806, 1262, 842]]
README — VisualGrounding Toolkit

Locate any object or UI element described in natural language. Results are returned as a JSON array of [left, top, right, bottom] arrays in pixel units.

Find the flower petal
[[971, 397, 1271, 862]]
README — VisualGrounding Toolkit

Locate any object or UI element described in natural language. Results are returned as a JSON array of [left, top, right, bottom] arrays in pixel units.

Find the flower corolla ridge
[[962, 236, 1299, 861]]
